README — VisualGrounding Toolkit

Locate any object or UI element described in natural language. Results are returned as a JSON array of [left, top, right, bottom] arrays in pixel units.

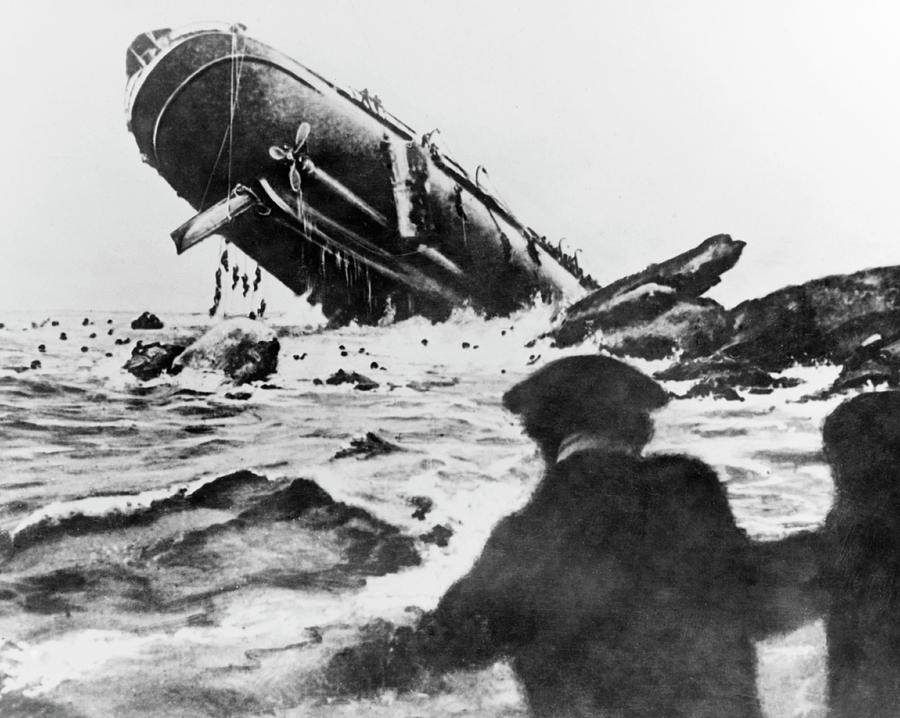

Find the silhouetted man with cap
[[409, 355, 771, 717], [327, 356, 820, 716]]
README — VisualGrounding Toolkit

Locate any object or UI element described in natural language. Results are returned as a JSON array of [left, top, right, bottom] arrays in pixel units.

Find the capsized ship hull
[[126, 25, 591, 323]]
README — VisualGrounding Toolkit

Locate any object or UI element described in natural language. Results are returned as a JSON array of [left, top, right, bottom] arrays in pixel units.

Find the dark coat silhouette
[[820, 391, 900, 717], [325, 356, 822, 715], [415, 356, 819, 717]]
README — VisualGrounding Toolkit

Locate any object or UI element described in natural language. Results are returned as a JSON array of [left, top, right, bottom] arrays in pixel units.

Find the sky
[[1, 1, 899, 313]]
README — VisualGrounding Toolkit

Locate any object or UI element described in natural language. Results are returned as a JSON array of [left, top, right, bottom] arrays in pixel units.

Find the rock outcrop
[[603, 298, 731, 360], [333, 432, 401, 460], [655, 356, 802, 390], [823, 334, 900, 395], [550, 234, 745, 348], [130, 311, 164, 330], [172, 317, 279, 384], [122, 342, 185, 381], [722, 266, 900, 371], [325, 369, 379, 391]]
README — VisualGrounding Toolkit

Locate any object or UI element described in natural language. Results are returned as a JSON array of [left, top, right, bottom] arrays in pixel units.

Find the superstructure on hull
[[126, 24, 592, 324]]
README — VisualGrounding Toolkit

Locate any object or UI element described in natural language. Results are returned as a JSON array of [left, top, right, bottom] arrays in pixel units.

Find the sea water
[[0, 303, 851, 716]]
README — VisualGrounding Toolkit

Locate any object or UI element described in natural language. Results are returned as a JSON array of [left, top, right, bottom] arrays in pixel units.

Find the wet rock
[[602, 298, 731, 360], [238, 478, 334, 522], [655, 356, 802, 389], [420, 524, 453, 547], [825, 334, 900, 395], [409, 496, 433, 521], [723, 266, 900, 371], [326, 369, 379, 391], [609, 335, 678, 361], [682, 380, 744, 402], [224, 391, 252, 401], [122, 342, 185, 381], [552, 234, 745, 347], [172, 317, 279, 384], [37, 344, 46, 352], [333, 432, 401, 460], [59, 332, 67, 341], [29, 360, 41, 370], [187, 470, 272, 510], [130, 311, 163, 330]]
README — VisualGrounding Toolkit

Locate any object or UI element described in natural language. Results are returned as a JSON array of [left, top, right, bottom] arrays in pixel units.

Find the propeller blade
[[289, 163, 303, 192], [269, 145, 288, 161], [293, 122, 311, 152]]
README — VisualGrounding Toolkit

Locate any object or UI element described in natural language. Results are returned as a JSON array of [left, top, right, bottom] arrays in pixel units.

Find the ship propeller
[[268, 121, 311, 192]]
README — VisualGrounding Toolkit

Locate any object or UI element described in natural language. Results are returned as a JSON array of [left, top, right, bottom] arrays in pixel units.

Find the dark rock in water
[[12, 472, 419, 590], [557, 284, 681, 348], [682, 380, 744, 402], [819, 311, 900, 365], [551, 234, 745, 347], [115, 337, 131, 345], [59, 332, 67, 341], [38, 344, 46, 352], [409, 496, 434, 521], [80, 346, 88, 353], [420, 524, 453, 547], [313, 378, 323, 386], [655, 356, 802, 389], [326, 369, 379, 391], [609, 335, 678, 361], [166, 477, 421, 578], [723, 266, 900, 371], [130, 311, 164, 330], [122, 342, 185, 381], [82, 317, 90, 326], [238, 478, 335, 522], [826, 334, 900, 395], [29, 360, 41, 370], [172, 318, 279, 384], [12, 492, 188, 551], [187, 470, 271, 510], [333, 432, 401, 460], [602, 298, 731, 360], [224, 391, 253, 400]]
